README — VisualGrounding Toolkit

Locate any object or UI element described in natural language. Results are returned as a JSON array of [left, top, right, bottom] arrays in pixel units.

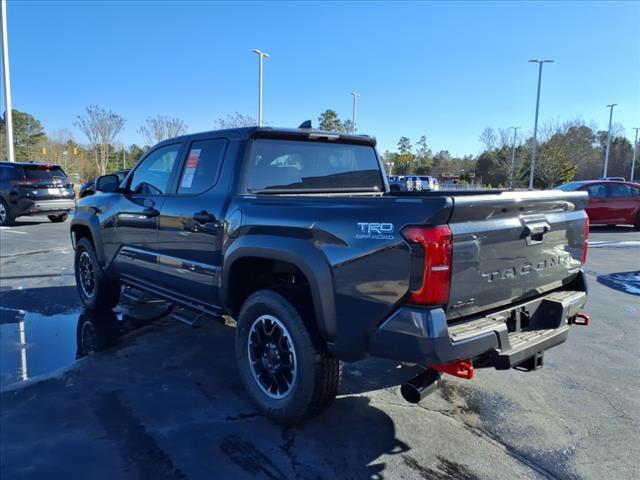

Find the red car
[[556, 180, 640, 229]]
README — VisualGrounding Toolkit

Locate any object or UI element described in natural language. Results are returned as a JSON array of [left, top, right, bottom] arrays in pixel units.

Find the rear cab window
[[246, 139, 384, 193]]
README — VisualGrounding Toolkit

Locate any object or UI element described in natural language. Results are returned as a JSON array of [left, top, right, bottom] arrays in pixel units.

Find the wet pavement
[[0, 218, 639, 479]]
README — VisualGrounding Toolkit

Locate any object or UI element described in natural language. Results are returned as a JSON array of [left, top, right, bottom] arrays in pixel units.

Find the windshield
[[246, 139, 384, 193]]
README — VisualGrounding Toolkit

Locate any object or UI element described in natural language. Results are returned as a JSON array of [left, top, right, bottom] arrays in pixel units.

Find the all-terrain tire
[[74, 238, 120, 310], [235, 289, 341, 425]]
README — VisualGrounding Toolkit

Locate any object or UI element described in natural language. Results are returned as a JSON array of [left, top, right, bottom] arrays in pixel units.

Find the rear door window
[[247, 139, 383, 192], [607, 183, 634, 198], [177, 139, 227, 194]]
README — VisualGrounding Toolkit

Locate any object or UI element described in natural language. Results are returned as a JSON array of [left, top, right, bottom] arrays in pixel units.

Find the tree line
[[1, 107, 636, 188], [316, 109, 636, 188], [0, 108, 256, 180]]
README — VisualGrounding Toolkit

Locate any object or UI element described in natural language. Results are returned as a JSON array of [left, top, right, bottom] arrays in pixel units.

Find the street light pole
[[528, 59, 554, 189], [252, 49, 270, 127], [351, 91, 360, 133], [0, 0, 14, 162], [631, 127, 639, 182], [603, 104, 617, 178], [509, 126, 520, 189]]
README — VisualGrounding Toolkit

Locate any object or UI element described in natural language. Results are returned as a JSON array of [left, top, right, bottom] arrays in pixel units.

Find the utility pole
[[631, 127, 639, 182], [122, 147, 125, 170], [351, 91, 360, 133], [603, 104, 617, 178], [509, 127, 520, 189], [0, 0, 13, 162], [252, 49, 270, 127], [528, 59, 554, 189]]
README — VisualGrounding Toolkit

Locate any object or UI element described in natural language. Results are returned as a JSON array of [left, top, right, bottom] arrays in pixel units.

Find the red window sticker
[[181, 148, 201, 188]]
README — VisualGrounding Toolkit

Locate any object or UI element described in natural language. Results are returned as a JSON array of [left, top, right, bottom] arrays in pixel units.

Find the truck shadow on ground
[[0, 287, 425, 479]]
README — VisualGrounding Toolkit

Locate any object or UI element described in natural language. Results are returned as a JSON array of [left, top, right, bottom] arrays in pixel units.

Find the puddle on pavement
[[0, 301, 172, 389]]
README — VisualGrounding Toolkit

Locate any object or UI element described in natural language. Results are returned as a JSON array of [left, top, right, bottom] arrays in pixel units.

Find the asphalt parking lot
[[1, 217, 638, 480]]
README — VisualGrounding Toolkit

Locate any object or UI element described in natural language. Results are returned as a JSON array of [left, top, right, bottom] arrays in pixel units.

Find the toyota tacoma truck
[[70, 126, 590, 424]]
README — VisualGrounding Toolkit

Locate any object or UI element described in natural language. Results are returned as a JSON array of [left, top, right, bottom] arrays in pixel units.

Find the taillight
[[402, 225, 453, 305], [582, 214, 589, 265]]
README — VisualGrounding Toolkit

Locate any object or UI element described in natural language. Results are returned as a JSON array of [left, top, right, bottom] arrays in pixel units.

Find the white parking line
[[0, 229, 27, 234]]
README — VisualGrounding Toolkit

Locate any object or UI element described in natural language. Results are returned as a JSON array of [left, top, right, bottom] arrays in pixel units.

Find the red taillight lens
[[581, 214, 589, 265], [402, 225, 453, 305]]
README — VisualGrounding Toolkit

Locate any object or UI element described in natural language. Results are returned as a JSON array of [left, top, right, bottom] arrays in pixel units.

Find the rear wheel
[[0, 198, 14, 226], [48, 213, 69, 223], [235, 290, 341, 425], [74, 238, 120, 310], [635, 213, 640, 230]]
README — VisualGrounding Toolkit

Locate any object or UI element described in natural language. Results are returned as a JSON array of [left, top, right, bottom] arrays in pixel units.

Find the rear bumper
[[16, 199, 75, 216], [368, 273, 587, 369]]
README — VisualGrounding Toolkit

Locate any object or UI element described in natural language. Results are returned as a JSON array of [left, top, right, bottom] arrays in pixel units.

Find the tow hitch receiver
[[571, 312, 590, 326], [431, 360, 474, 379]]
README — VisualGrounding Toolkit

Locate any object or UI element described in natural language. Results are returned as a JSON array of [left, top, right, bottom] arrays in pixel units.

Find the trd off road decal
[[356, 222, 394, 240]]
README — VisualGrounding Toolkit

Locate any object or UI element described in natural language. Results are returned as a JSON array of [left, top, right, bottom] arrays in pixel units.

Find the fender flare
[[222, 234, 336, 342], [70, 210, 107, 266]]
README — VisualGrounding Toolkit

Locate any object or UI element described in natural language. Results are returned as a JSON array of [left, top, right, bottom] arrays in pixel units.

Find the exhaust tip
[[400, 383, 422, 404]]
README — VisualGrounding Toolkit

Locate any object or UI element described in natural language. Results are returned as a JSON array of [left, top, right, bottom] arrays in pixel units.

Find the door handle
[[193, 210, 216, 224], [143, 207, 159, 218]]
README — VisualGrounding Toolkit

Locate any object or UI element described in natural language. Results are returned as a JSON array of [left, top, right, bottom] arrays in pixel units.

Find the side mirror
[[96, 174, 120, 193]]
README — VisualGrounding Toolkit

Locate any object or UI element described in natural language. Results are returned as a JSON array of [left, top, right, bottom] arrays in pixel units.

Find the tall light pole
[[603, 103, 617, 178], [1, 0, 14, 162], [528, 59, 554, 189], [509, 126, 520, 189], [351, 91, 360, 133], [252, 49, 270, 127], [631, 127, 639, 182]]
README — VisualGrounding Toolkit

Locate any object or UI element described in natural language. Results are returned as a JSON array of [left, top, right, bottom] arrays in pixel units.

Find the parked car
[[79, 169, 130, 198], [556, 180, 640, 229], [72, 126, 589, 424], [0, 161, 75, 226]]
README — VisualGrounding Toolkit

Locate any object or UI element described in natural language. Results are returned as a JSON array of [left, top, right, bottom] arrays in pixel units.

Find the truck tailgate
[[446, 191, 588, 319]]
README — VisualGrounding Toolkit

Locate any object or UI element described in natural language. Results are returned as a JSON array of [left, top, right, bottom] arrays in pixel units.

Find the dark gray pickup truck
[[70, 126, 589, 424]]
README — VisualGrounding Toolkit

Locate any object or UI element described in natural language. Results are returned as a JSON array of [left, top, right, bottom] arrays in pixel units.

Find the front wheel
[[74, 238, 120, 310], [235, 290, 341, 425], [48, 213, 69, 223]]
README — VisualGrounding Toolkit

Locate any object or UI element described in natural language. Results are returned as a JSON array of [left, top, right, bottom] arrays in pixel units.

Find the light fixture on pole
[[509, 126, 520, 189], [351, 91, 360, 133], [0, 0, 14, 162], [603, 104, 617, 177], [631, 127, 639, 182], [528, 59, 554, 189], [252, 49, 270, 127]]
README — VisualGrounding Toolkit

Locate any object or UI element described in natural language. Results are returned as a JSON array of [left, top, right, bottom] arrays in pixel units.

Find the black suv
[[0, 161, 76, 226]]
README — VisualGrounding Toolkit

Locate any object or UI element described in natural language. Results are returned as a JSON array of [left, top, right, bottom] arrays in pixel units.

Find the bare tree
[[480, 126, 528, 188], [138, 115, 187, 146], [214, 112, 257, 129], [75, 106, 125, 175]]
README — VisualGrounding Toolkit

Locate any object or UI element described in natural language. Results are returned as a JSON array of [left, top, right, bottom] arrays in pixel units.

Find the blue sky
[[3, 0, 639, 155]]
